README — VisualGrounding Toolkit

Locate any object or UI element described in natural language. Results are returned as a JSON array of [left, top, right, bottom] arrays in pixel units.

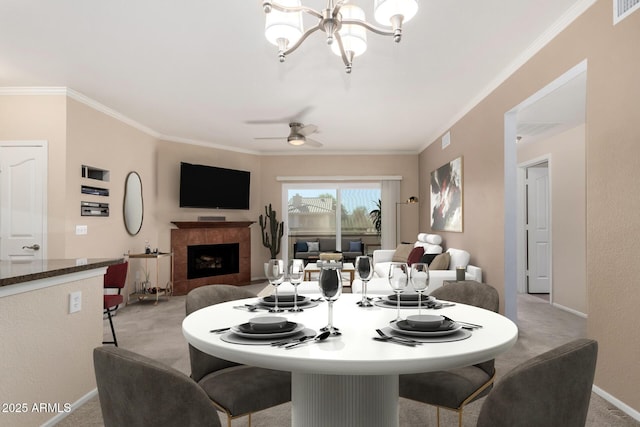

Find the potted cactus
[[259, 204, 284, 259]]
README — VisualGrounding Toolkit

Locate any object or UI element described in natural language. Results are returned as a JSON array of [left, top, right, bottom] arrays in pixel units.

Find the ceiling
[[0, 0, 590, 155]]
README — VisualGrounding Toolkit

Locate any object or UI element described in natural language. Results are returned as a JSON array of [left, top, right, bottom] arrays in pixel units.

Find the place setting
[[372, 262, 473, 344], [215, 315, 317, 346], [377, 314, 472, 344]]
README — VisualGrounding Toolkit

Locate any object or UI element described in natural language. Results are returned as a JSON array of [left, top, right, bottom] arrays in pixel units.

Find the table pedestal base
[[292, 373, 398, 427]]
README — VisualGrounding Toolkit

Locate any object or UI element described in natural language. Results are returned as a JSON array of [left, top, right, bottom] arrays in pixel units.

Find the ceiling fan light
[[374, 0, 418, 26], [264, 0, 304, 47], [288, 136, 306, 146], [331, 5, 367, 57]]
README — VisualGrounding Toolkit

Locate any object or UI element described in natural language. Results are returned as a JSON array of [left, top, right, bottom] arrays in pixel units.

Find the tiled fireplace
[[171, 221, 253, 295]]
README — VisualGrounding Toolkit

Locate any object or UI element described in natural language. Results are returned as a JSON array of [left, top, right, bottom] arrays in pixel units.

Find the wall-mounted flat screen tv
[[179, 162, 250, 209]]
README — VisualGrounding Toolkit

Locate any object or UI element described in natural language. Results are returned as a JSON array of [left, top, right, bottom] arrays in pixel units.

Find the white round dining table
[[182, 291, 518, 427]]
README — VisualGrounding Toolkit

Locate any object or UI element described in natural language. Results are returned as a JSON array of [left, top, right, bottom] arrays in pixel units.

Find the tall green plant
[[259, 204, 284, 259], [369, 199, 382, 237]]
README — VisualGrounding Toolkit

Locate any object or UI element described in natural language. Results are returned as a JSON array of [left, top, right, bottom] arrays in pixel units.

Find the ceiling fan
[[254, 122, 323, 147]]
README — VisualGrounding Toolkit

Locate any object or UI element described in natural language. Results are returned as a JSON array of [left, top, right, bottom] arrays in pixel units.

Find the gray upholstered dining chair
[[93, 346, 221, 427], [185, 285, 292, 427], [477, 338, 598, 427], [399, 281, 500, 427]]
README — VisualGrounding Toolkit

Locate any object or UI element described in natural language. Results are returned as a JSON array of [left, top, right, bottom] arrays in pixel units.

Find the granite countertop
[[0, 258, 124, 287]]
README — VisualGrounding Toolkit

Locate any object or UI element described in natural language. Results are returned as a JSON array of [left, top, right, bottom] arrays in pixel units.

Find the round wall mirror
[[123, 171, 143, 235]]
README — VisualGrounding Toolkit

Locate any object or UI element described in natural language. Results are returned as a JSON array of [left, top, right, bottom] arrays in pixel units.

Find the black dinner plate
[[236, 321, 298, 334], [383, 294, 434, 307], [260, 294, 309, 307], [396, 319, 456, 332]]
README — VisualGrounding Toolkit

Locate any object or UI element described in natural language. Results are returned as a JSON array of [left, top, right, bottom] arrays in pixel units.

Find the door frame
[[504, 59, 587, 320], [517, 156, 552, 299], [0, 140, 48, 260]]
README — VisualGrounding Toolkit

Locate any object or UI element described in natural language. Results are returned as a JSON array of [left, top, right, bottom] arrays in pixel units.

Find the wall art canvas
[[430, 157, 463, 232]]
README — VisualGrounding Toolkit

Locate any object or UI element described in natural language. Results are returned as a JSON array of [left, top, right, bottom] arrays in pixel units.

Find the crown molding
[[420, 0, 598, 153]]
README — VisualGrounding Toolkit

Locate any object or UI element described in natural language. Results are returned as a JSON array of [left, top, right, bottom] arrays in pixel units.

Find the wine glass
[[410, 263, 430, 315], [288, 259, 305, 312], [318, 266, 343, 336], [355, 255, 373, 307], [388, 262, 408, 322], [264, 259, 285, 313]]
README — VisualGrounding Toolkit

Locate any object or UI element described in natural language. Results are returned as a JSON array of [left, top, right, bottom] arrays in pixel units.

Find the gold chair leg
[[248, 412, 252, 427], [458, 410, 463, 427], [436, 407, 441, 427]]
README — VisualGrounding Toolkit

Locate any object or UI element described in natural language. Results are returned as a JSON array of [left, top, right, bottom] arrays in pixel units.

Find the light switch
[[75, 225, 88, 235]]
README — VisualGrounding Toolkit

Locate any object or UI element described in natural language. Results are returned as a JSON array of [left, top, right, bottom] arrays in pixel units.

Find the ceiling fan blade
[[298, 124, 318, 136], [254, 137, 286, 141], [305, 138, 323, 147]]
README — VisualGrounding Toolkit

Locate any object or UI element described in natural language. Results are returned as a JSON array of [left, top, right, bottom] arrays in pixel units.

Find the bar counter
[[0, 258, 122, 287]]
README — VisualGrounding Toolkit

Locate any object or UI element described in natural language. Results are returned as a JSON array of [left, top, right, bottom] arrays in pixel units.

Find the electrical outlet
[[75, 225, 88, 235], [69, 291, 82, 313]]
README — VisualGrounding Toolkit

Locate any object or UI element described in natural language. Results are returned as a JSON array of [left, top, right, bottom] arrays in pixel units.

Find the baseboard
[[41, 388, 97, 427], [592, 385, 640, 422], [551, 301, 587, 318]]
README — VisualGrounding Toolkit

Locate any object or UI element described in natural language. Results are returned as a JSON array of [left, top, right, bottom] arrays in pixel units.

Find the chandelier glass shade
[[262, 0, 418, 73]]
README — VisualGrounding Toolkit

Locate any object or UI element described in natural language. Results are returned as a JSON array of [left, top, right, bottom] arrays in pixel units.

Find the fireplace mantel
[[171, 221, 254, 295], [171, 221, 254, 229]]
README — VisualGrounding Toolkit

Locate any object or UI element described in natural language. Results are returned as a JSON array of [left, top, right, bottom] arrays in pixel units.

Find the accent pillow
[[419, 253, 439, 266], [307, 241, 319, 252], [349, 241, 362, 252], [296, 241, 308, 252], [446, 248, 470, 270], [429, 252, 451, 270], [407, 246, 425, 266], [392, 244, 414, 262]]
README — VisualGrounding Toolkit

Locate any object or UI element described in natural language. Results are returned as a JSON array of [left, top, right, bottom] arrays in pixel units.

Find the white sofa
[[353, 245, 482, 296]]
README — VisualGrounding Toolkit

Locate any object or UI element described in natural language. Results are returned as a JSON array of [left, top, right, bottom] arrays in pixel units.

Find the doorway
[[0, 141, 48, 261], [504, 60, 587, 320]]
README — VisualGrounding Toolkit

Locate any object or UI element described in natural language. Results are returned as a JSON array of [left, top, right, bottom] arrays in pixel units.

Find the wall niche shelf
[[82, 165, 110, 182], [81, 185, 109, 197]]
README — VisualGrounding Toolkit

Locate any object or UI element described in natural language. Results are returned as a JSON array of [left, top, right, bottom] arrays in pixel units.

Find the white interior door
[[0, 141, 47, 261], [526, 163, 550, 293]]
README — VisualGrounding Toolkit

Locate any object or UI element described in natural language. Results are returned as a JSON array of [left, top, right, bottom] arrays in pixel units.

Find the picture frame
[[430, 156, 463, 232]]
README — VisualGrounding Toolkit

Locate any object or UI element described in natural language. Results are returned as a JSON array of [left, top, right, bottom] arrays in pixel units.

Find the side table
[[128, 252, 173, 304]]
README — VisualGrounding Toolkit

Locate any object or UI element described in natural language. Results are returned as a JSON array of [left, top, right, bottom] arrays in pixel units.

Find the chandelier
[[262, 0, 419, 73]]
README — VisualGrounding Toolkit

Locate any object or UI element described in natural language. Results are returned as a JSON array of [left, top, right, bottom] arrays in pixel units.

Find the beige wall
[[518, 125, 587, 314], [418, 0, 640, 410], [0, 95, 68, 257], [0, 272, 104, 427], [65, 99, 160, 295]]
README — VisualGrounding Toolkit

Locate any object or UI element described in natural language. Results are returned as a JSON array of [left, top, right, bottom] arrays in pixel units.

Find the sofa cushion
[[349, 241, 362, 252], [307, 241, 319, 252], [420, 253, 439, 265], [447, 248, 470, 270], [296, 241, 308, 252], [318, 238, 336, 252], [429, 252, 451, 270], [392, 244, 414, 263], [407, 246, 425, 266]]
